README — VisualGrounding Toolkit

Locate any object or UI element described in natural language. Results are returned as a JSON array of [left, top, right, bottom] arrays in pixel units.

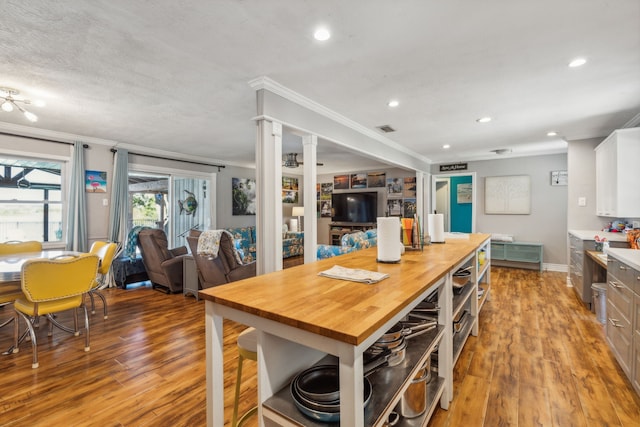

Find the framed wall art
[[485, 175, 530, 214], [85, 170, 107, 193], [232, 178, 256, 215]]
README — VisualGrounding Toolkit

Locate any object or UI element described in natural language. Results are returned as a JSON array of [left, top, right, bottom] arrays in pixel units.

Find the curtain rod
[[110, 148, 225, 171], [0, 131, 89, 148]]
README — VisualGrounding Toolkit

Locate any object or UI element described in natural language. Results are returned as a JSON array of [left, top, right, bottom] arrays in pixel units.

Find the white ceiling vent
[[376, 124, 396, 133]]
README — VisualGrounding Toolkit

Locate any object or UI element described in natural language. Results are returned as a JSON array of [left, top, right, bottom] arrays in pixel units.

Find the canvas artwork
[[282, 189, 298, 204], [320, 183, 333, 200], [387, 177, 403, 198], [282, 176, 299, 204], [367, 171, 386, 188], [320, 200, 332, 217], [403, 198, 417, 218], [282, 176, 299, 191], [457, 183, 472, 204], [232, 178, 256, 215], [351, 173, 367, 189], [403, 177, 417, 198], [334, 174, 349, 190], [387, 199, 402, 216], [85, 170, 107, 193]]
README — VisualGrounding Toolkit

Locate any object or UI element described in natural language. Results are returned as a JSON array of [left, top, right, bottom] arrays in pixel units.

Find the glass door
[[170, 176, 211, 249]]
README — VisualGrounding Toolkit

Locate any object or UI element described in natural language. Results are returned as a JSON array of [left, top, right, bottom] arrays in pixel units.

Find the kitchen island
[[199, 233, 491, 426]]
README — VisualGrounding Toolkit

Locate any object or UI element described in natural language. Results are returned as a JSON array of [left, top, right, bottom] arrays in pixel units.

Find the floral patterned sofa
[[226, 226, 304, 262], [317, 229, 377, 260]]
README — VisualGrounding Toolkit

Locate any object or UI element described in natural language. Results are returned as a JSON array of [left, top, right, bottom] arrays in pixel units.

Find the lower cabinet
[[606, 254, 640, 395], [491, 241, 543, 271], [633, 294, 640, 395]]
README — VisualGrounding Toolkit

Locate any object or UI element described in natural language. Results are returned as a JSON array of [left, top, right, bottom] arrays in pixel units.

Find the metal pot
[[368, 337, 407, 367], [398, 362, 430, 418]]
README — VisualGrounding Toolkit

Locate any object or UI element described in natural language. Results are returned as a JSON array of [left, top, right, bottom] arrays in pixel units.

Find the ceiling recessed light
[[442, 144, 451, 149], [476, 117, 492, 123], [568, 58, 587, 68], [387, 100, 399, 108], [547, 131, 558, 137], [314, 28, 331, 41]]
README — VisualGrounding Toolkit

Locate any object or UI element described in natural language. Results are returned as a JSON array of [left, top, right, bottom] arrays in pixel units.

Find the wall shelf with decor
[[329, 222, 376, 245]]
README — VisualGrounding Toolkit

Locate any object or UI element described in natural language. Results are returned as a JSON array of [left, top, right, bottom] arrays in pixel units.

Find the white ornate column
[[255, 119, 283, 274], [302, 135, 318, 263]]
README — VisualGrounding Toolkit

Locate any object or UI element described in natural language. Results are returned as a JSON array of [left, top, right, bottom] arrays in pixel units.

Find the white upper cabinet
[[595, 127, 640, 217]]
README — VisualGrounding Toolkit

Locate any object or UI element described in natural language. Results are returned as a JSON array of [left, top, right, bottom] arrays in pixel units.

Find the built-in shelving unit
[[329, 222, 376, 245]]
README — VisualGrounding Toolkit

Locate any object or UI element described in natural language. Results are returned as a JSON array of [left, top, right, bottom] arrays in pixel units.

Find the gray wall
[[215, 164, 257, 229], [433, 153, 568, 267]]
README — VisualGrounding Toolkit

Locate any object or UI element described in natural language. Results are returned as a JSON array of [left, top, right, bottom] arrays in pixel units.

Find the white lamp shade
[[292, 206, 305, 217]]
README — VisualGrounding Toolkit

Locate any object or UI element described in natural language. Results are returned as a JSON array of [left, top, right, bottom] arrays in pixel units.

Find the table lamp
[[292, 206, 304, 232]]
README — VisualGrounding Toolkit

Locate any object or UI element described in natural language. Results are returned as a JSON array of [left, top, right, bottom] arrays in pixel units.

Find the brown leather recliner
[[186, 229, 256, 289], [137, 229, 188, 293]]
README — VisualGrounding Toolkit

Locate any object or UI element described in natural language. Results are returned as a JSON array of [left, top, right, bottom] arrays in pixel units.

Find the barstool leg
[[231, 353, 245, 427]]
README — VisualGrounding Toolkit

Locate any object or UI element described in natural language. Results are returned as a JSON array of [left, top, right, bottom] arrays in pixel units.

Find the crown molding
[[0, 120, 250, 169], [622, 111, 640, 128], [248, 76, 432, 165]]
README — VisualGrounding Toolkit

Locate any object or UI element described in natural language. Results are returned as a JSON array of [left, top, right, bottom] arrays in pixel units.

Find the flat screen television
[[331, 192, 378, 223]]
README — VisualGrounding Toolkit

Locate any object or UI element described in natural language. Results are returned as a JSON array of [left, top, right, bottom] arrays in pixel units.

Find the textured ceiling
[[1, 1, 639, 173]]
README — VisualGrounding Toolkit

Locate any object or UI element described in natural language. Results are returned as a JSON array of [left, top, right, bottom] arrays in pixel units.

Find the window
[[0, 158, 63, 243]]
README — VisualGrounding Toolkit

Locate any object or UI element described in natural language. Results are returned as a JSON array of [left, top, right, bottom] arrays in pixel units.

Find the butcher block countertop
[[199, 233, 490, 346]]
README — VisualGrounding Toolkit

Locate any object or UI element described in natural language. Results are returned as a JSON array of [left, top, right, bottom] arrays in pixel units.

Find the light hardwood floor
[[0, 267, 638, 426]]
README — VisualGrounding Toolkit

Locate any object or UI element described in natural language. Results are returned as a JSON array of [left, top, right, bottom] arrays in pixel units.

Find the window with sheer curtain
[[0, 158, 64, 243]]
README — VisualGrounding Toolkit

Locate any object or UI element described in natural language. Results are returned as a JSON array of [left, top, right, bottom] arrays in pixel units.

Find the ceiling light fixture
[[388, 100, 399, 108], [314, 28, 331, 41], [568, 58, 587, 68], [476, 117, 492, 123], [0, 87, 40, 122], [547, 131, 558, 136], [442, 144, 451, 149]]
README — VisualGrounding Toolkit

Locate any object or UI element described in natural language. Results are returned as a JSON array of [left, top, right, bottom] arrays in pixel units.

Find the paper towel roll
[[428, 214, 445, 243], [377, 217, 402, 263]]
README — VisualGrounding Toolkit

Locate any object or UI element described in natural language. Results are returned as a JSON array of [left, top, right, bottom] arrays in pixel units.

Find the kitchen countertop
[[199, 233, 490, 346], [607, 248, 640, 271], [568, 229, 629, 242]]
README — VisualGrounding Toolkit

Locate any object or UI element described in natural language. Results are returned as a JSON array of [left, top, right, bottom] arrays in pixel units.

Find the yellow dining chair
[[0, 240, 42, 332], [0, 291, 24, 329], [12, 253, 99, 368], [88, 241, 118, 319], [0, 240, 42, 255]]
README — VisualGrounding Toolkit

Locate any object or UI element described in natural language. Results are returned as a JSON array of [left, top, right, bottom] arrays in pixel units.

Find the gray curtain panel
[[65, 141, 88, 252]]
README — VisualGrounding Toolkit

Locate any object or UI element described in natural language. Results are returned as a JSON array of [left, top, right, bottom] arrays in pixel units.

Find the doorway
[[432, 172, 476, 233], [128, 170, 214, 249]]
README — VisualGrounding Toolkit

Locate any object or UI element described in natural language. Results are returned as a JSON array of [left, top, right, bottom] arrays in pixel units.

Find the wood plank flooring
[[0, 267, 638, 426]]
